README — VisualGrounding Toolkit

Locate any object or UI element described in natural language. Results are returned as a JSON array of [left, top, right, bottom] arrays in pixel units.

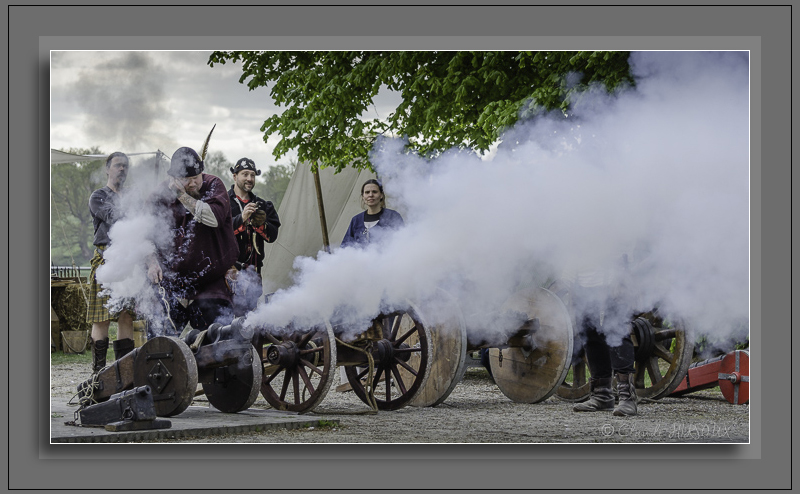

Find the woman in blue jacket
[[336, 178, 404, 392], [341, 179, 404, 248]]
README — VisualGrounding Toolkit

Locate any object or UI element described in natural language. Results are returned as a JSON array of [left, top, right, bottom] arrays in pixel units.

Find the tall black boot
[[613, 373, 638, 416], [573, 377, 615, 412], [91, 337, 109, 373], [112, 338, 135, 361]]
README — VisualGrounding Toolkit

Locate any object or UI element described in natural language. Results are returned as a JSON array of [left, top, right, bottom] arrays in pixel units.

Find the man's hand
[[146, 259, 163, 284], [242, 202, 258, 222], [168, 177, 186, 198]]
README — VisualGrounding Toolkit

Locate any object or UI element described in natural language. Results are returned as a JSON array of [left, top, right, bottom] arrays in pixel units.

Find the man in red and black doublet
[[227, 157, 281, 316], [146, 146, 239, 335]]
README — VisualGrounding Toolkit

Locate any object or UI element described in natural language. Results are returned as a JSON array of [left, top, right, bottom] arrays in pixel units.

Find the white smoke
[[246, 51, 749, 348], [96, 165, 180, 332]]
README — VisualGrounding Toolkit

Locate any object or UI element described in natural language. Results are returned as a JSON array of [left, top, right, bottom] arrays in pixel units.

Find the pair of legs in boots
[[573, 311, 638, 417], [90, 312, 135, 374]]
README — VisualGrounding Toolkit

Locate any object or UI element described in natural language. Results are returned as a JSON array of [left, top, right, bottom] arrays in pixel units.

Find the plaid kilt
[[86, 246, 134, 323]]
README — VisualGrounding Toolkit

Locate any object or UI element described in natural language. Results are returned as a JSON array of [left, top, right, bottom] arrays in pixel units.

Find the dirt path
[[50, 362, 749, 444]]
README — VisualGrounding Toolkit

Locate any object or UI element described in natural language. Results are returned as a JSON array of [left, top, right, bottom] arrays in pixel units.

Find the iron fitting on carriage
[[265, 341, 299, 368]]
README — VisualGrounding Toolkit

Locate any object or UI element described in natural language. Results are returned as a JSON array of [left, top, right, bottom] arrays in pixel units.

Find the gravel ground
[[50, 361, 749, 444]]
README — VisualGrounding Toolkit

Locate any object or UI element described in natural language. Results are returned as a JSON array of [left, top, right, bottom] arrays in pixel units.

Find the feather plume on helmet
[[199, 123, 216, 162]]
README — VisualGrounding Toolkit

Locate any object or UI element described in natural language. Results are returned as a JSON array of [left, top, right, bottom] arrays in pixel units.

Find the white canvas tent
[[260, 163, 378, 293], [50, 149, 109, 165], [50, 149, 166, 165]]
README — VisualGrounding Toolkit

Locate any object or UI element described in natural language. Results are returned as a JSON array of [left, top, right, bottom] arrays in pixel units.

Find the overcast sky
[[49, 50, 401, 172]]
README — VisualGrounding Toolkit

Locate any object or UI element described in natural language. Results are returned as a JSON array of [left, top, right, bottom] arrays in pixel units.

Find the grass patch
[[51, 323, 119, 366]]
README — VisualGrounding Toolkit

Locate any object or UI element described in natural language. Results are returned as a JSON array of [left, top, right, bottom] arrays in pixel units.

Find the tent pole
[[312, 163, 331, 254]]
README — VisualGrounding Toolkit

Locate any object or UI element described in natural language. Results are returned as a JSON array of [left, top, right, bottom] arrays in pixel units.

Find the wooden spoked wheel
[[556, 342, 593, 403], [409, 289, 468, 407], [489, 287, 574, 403], [345, 305, 432, 411], [202, 345, 263, 413], [631, 312, 694, 400], [543, 279, 595, 403], [133, 336, 198, 417], [259, 323, 337, 413]]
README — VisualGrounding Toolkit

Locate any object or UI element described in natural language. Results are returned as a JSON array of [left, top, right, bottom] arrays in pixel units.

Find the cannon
[[76, 321, 262, 417], [403, 286, 575, 407], [669, 349, 749, 404], [253, 301, 433, 413], [542, 280, 696, 403]]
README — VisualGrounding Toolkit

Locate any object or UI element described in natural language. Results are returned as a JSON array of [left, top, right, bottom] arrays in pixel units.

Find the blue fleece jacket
[[341, 208, 404, 248]]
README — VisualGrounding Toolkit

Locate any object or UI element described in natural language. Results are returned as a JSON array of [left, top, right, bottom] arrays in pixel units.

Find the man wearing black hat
[[145, 146, 239, 334], [227, 157, 281, 316]]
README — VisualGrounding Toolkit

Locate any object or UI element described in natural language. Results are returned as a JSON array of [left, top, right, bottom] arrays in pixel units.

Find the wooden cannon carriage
[[543, 279, 695, 403], [404, 286, 576, 408], [254, 302, 433, 413], [77, 306, 434, 416], [77, 322, 263, 417], [399, 283, 695, 409]]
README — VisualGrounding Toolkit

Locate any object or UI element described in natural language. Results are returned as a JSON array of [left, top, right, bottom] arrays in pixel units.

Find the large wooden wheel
[[259, 322, 337, 413], [555, 314, 695, 402], [631, 311, 694, 400], [202, 345, 263, 413], [489, 287, 574, 403], [133, 336, 198, 417], [345, 304, 433, 411], [409, 289, 468, 407], [543, 280, 595, 403], [556, 339, 592, 403]]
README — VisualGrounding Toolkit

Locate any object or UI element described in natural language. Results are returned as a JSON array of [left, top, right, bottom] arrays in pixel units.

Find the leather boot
[[91, 337, 109, 373], [113, 338, 135, 361], [613, 373, 638, 416], [573, 377, 615, 412]]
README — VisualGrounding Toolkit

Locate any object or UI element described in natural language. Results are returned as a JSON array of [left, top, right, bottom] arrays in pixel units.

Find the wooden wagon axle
[[465, 317, 541, 353]]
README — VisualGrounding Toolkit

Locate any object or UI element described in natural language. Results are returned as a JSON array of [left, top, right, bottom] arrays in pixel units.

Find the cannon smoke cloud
[[247, 51, 750, 347]]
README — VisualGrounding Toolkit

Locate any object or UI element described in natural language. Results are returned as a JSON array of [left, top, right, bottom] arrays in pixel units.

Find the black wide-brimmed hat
[[231, 157, 261, 176], [168, 147, 204, 178]]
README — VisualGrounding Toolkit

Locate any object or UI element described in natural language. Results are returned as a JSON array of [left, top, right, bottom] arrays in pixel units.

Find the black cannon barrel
[[182, 317, 257, 347]]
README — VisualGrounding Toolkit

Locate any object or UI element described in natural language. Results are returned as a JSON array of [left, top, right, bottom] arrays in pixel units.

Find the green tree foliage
[[208, 51, 633, 173], [50, 147, 106, 266]]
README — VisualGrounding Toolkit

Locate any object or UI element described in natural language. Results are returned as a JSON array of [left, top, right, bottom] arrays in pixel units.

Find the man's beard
[[186, 189, 201, 199]]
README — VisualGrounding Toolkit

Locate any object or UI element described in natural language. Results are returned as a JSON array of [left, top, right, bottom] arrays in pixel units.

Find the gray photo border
[[9, 3, 789, 490]]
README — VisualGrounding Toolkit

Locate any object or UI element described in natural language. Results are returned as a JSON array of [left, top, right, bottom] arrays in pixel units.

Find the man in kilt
[[86, 152, 136, 373]]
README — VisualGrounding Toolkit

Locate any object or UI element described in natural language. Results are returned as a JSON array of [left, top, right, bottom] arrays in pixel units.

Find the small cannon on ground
[[77, 321, 262, 417]]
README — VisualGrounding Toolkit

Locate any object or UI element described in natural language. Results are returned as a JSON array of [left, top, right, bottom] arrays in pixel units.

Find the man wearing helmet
[[145, 146, 239, 334], [227, 157, 281, 316]]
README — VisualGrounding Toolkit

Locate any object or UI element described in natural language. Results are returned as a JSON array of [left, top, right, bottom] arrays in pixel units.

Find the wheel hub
[[631, 317, 655, 362], [266, 342, 299, 367]]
